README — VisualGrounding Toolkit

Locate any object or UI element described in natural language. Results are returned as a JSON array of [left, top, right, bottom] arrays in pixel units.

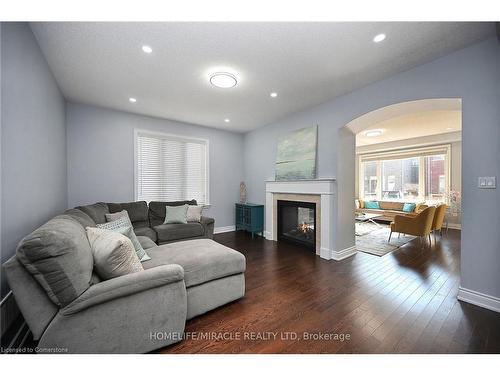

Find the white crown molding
[[457, 286, 500, 313], [214, 225, 236, 234]]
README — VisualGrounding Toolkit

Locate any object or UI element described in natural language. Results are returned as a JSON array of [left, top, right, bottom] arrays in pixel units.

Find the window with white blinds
[[135, 131, 209, 204]]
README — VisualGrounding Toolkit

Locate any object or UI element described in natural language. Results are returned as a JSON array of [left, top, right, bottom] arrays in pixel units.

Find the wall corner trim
[[457, 286, 500, 313]]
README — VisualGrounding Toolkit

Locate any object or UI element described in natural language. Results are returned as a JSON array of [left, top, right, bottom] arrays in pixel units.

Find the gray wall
[[1, 23, 67, 298], [66, 103, 244, 228], [244, 37, 499, 299]]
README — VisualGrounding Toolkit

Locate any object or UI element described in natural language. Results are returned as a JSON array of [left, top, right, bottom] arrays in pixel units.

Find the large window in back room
[[358, 145, 450, 204], [135, 130, 209, 204]]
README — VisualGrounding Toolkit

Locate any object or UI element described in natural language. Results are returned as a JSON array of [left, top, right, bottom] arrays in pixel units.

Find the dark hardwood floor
[[160, 230, 500, 354]]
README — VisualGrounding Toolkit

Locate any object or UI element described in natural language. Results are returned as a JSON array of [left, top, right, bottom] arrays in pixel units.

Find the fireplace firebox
[[277, 200, 316, 249]]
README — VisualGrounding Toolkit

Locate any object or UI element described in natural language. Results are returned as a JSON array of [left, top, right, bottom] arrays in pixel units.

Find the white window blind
[[136, 132, 208, 204]]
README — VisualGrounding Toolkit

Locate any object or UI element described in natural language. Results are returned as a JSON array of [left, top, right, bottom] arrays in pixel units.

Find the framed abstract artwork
[[275, 125, 317, 180]]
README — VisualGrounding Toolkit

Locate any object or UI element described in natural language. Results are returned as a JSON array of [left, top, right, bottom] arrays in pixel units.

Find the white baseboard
[[214, 225, 236, 234], [319, 247, 331, 260], [457, 286, 500, 313], [320, 245, 357, 261], [331, 245, 357, 261]]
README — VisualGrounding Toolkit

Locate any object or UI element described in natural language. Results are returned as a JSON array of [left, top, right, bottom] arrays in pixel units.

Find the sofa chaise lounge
[[2, 200, 246, 353]]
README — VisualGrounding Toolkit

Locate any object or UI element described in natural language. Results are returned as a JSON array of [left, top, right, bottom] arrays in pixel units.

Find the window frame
[[358, 144, 451, 204], [134, 129, 210, 205]]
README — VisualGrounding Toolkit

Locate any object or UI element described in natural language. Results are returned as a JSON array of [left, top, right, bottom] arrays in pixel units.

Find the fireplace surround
[[265, 179, 357, 261]]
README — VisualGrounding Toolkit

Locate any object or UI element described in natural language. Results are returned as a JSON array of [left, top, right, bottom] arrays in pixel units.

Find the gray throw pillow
[[86, 227, 143, 280], [186, 205, 203, 222], [97, 216, 151, 262], [164, 204, 189, 224], [105, 209, 128, 223]]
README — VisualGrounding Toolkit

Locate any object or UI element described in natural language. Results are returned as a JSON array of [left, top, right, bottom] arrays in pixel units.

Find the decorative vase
[[239, 182, 247, 204]]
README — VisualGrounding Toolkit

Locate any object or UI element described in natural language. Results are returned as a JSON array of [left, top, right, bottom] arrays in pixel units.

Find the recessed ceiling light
[[270, 92, 278, 98], [210, 72, 237, 88], [224, 118, 230, 123], [373, 33, 386, 43], [129, 97, 137, 103], [142, 45, 153, 54], [364, 129, 383, 137]]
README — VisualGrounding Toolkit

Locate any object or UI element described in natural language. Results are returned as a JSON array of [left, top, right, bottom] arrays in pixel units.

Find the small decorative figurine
[[239, 181, 247, 204]]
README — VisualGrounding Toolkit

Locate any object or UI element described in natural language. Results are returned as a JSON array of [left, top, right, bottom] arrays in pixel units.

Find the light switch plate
[[478, 177, 496, 189]]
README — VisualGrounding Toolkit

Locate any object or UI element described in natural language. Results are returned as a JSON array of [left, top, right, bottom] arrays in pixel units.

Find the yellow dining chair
[[432, 204, 448, 240]]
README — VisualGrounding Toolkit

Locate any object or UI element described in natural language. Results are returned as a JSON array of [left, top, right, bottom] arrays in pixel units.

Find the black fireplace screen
[[277, 200, 316, 249]]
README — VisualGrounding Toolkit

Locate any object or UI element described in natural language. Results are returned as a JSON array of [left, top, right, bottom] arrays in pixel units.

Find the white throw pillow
[[186, 205, 203, 222], [86, 227, 143, 280]]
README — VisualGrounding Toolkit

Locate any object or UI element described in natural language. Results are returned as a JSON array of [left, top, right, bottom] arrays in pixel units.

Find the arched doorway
[[337, 98, 462, 256]]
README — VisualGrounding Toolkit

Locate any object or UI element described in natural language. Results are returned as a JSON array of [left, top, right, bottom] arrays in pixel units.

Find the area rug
[[355, 221, 380, 236], [355, 223, 417, 256]]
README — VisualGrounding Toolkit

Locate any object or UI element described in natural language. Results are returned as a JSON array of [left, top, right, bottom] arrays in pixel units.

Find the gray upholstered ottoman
[[144, 239, 246, 319]]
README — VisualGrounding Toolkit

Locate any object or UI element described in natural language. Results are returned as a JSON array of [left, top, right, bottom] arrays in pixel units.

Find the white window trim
[[358, 144, 451, 203], [133, 129, 210, 206]]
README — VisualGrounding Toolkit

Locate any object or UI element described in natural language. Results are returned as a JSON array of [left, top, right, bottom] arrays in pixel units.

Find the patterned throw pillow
[[86, 227, 143, 280], [97, 216, 151, 262], [186, 205, 203, 222], [105, 209, 129, 223], [164, 204, 189, 224]]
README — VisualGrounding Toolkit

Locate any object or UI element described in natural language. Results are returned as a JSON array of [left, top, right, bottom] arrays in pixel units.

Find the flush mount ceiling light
[[270, 92, 278, 98], [373, 33, 386, 43], [364, 129, 383, 137], [210, 72, 238, 88], [129, 97, 137, 103], [224, 118, 230, 123], [142, 45, 153, 54]]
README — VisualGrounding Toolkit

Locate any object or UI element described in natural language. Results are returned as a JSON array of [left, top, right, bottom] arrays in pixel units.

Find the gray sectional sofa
[[75, 199, 215, 244], [2, 200, 246, 353]]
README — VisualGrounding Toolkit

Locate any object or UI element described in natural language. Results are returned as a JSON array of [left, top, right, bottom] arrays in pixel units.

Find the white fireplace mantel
[[265, 179, 355, 261]]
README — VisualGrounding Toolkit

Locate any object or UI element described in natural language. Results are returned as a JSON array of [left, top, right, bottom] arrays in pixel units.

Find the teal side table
[[235, 203, 264, 238]]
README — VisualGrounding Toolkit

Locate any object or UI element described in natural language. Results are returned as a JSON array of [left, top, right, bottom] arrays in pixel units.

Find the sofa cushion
[[75, 202, 109, 224], [137, 236, 158, 250], [364, 201, 380, 209], [134, 226, 157, 242], [107, 201, 150, 228], [15, 215, 94, 307], [143, 239, 246, 287], [379, 201, 405, 211], [154, 223, 204, 243], [97, 217, 151, 262], [403, 202, 417, 212], [164, 205, 189, 224], [64, 208, 96, 228], [149, 200, 197, 227], [187, 205, 204, 222], [86, 227, 143, 280]]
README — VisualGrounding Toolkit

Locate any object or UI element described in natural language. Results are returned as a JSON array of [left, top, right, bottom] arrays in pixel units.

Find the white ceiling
[[30, 22, 494, 133], [356, 110, 462, 146]]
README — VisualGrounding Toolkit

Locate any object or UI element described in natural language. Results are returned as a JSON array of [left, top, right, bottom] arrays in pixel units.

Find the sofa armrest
[[61, 264, 184, 315], [200, 216, 215, 239]]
